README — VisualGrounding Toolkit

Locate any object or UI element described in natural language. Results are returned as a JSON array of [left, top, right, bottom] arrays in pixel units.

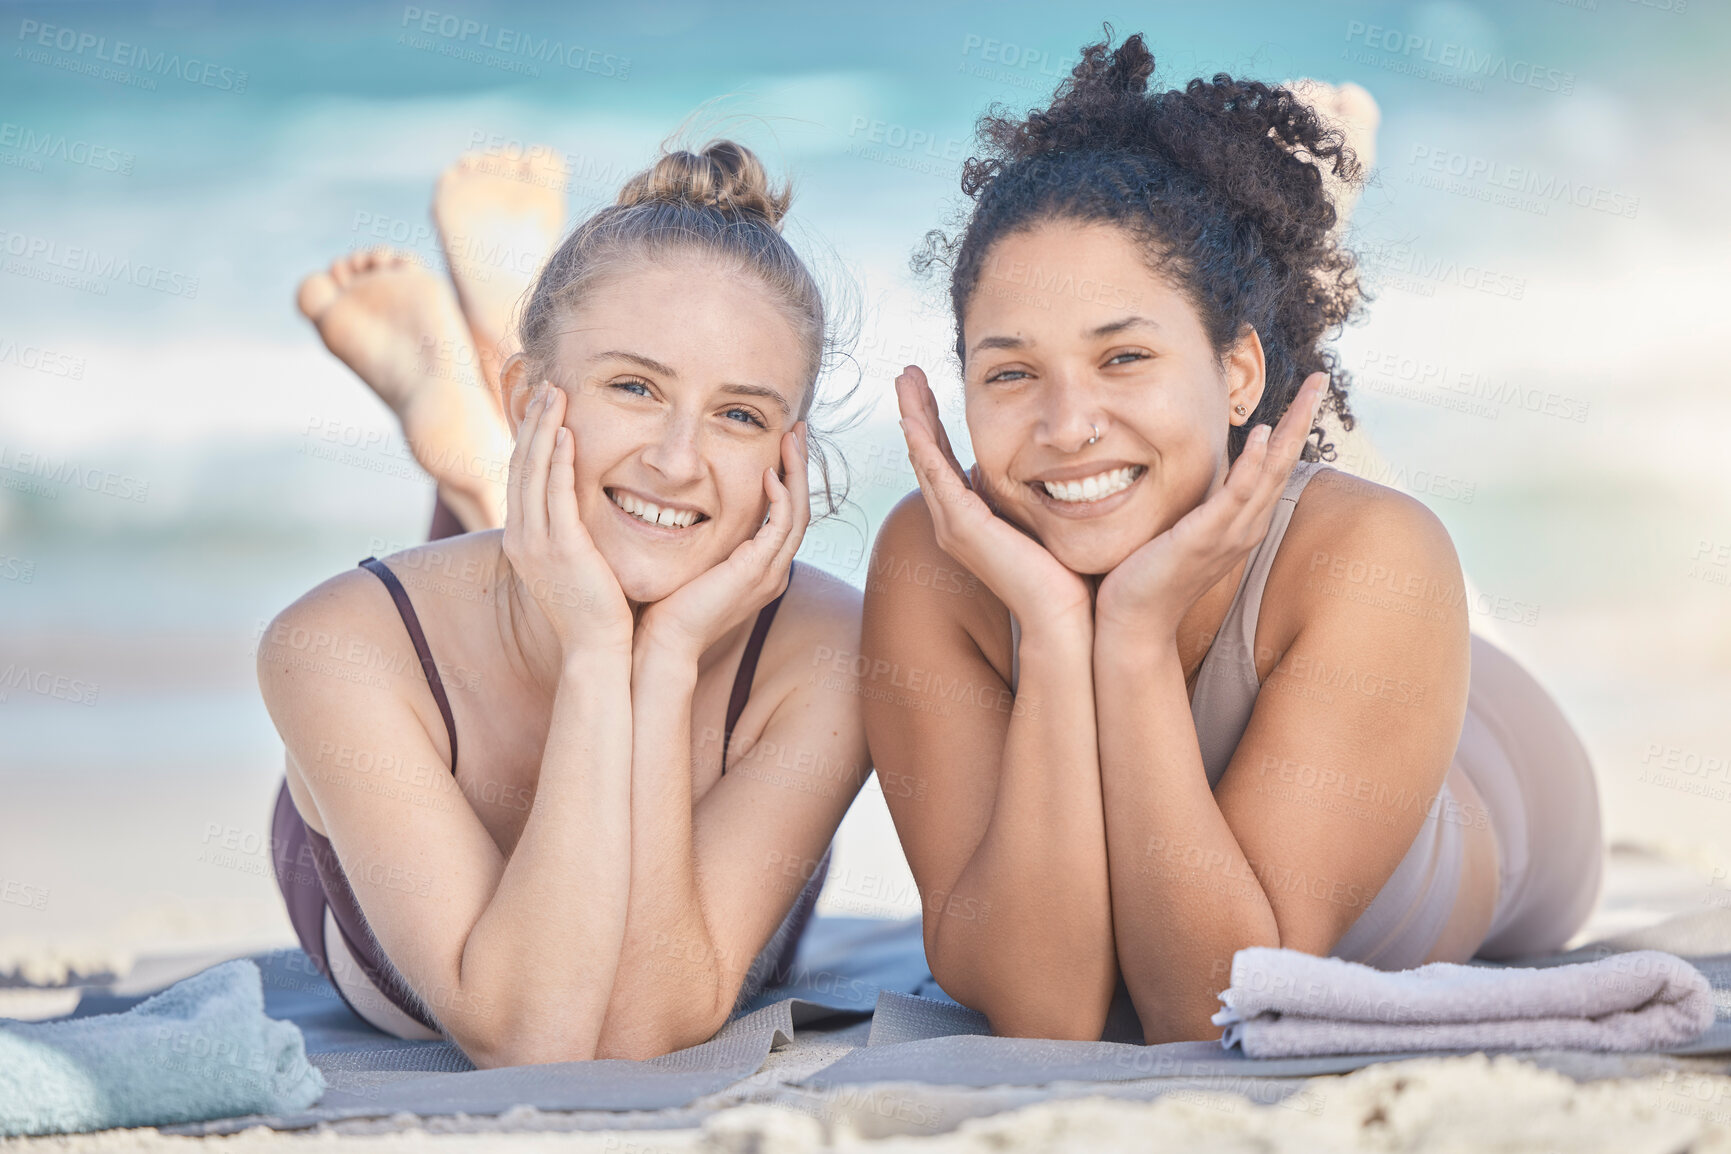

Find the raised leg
[[297, 248, 510, 532], [1289, 78, 1380, 229], [432, 147, 570, 415]]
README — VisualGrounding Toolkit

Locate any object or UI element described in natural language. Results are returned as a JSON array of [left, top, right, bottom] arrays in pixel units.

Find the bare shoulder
[[255, 563, 402, 703], [258, 533, 494, 692], [863, 489, 1009, 673], [785, 555, 863, 631], [874, 488, 939, 551], [255, 542, 486, 779], [1267, 463, 1469, 653]]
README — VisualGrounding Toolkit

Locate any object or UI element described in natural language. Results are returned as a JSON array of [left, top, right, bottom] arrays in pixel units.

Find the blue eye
[[1107, 351, 1149, 366], [725, 407, 768, 428], [612, 379, 652, 397], [985, 369, 1029, 383]]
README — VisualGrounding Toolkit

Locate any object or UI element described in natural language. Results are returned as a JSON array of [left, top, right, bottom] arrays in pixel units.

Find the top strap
[[358, 557, 459, 775], [721, 566, 795, 773], [1230, 460, 1332, 679]]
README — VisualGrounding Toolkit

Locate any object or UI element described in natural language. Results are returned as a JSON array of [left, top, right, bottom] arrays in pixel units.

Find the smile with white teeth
[[608, 489, 705, 529], [1038, 465, 1145, 504]]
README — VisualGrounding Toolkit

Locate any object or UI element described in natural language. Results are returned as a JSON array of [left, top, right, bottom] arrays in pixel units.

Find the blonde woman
[[264, 142, 867, 1067]]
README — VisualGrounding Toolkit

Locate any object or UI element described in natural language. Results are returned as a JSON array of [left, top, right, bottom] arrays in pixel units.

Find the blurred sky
[[3, 0, 1730, 940]]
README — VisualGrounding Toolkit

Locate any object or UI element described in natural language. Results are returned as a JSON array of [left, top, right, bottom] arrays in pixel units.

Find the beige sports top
[[1009, 460, 1479, 969]]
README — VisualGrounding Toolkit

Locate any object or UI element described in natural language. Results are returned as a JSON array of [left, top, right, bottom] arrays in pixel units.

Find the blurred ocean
[[2, 0, 1729, 950]]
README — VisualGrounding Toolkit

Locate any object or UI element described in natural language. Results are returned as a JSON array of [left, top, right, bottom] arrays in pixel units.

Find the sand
[[8, 1054, 1731, 1152], [2, 841, 1729, 1151]]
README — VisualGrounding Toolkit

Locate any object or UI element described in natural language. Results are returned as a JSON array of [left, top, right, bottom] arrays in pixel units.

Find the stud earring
[[1234, 404, 1247, 418]]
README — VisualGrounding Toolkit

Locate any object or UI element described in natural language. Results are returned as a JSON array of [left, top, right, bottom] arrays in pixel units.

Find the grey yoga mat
[[128, 915, 931, 1136], [804, 916, 1731, 1091], [61, 908, 1731, 1135]]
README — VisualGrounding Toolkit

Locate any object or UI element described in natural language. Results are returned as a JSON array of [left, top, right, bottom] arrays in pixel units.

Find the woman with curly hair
[[861, 32, 1604, 1044]]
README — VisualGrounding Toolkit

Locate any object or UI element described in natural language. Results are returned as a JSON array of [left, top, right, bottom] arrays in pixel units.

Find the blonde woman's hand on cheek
[[895, 365, 1092, 626], [1096, 372, 1328, 644], [501, 382, 636, 655], [637, 424, 811, 664]]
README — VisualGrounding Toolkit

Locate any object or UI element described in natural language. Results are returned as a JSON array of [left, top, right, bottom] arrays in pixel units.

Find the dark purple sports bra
[[355, 556, 785, 774], [288, 558, 812, 1034]]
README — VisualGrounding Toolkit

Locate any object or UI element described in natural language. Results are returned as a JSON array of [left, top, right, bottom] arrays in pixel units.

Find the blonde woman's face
[[541, 257, 808, 602]]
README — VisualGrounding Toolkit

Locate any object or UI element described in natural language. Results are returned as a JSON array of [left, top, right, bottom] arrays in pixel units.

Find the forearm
[[455, 646, 634, 1064], [594, 640, 728, 1058], [1094, 638, 1280, 1043], [931, 619, 1118, 1040]]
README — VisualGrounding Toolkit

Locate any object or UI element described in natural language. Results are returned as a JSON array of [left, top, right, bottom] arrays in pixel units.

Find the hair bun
[[1091, 28, 1154, 95], [616, 140, 792, 229]]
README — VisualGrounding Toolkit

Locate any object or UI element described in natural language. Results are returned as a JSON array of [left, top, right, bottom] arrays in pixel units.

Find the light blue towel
[[0, 958, 325, 1137]]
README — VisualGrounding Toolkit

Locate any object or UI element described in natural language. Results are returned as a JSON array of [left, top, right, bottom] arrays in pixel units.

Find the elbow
[[460, 1009, 604, 1069], [1122, 963, 1248, 1047], [987, 1000, 1110, 1043], [453, 997, 606, 1070], [463, 1032, 597, 1070], [1137, 1006, 1228, 1047], [927, 935, 1113, 1043], [592, 988, 735, 1063], [594, 1012, 729, 1063], [462, 967, 737, 1066], [594, 1025, 704, 1063]]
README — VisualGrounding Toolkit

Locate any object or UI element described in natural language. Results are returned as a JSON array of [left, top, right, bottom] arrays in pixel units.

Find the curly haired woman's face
[[960, 220, 1264, 576], [541, 256, 807, 602]]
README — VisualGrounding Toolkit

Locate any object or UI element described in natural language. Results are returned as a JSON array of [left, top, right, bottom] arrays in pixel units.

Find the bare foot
[[297, 248, 509, 531], [432, 148, 570, 409], [1289, 79, 1381, 228]]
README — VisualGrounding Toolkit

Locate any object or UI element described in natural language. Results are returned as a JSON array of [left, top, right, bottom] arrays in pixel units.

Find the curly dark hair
[[918, 28, 1367, 463]]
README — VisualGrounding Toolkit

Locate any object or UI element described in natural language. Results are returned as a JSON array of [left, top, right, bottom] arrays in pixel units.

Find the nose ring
[[1088, 423, 1100, 445]]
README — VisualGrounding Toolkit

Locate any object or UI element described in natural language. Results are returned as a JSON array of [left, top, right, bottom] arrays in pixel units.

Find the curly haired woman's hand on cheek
[[896, 365, 1093, 630], [1095, 373, 1328, 646]]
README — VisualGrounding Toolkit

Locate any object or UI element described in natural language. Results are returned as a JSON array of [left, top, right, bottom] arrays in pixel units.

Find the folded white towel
[[1211, 947, 1715, 1058]]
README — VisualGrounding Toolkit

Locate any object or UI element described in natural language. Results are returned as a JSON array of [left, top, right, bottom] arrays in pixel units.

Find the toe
[[296, 269, 340, 320], [1336, 82, 1381, 128], [433, 156, 469, 199]]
